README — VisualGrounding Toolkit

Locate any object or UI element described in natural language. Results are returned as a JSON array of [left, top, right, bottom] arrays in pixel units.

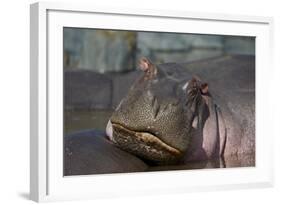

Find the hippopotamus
[[64, 55, 255, 175], [106, 56, 255, 165], [64, 129, 148, 175]]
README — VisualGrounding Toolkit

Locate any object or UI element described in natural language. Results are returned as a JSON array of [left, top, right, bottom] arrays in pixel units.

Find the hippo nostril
[[145, 90, 159, 118], [152, 97, 160, 119]]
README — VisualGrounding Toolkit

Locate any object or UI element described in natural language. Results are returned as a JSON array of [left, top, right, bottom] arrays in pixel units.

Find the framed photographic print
[[30, 2, 274, 202]]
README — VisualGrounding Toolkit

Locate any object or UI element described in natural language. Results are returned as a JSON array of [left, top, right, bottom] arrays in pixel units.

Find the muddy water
[[64, 110, 255, 170]]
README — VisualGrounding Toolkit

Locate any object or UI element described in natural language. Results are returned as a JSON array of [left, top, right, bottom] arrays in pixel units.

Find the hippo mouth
[[110, 122, 183, 163]]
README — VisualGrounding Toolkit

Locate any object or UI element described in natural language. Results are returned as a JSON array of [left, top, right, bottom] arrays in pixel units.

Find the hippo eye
[[187, 86, 200, 96], [185, 85, 201, 109]]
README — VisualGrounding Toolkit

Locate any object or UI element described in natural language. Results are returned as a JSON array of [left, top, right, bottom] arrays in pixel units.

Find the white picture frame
[[30, 2, 274, 202]]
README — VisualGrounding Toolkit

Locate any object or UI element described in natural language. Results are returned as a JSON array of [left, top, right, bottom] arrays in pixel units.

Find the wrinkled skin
[[106, 58, 226, 164]]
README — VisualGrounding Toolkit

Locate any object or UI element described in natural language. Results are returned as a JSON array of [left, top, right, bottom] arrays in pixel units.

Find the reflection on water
[[147, 158, 222, 172], [64, 110, 255, 170], [147, 153, 255, 171]]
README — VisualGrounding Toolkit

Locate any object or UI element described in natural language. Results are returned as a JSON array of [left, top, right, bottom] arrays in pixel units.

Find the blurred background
[[64, 28, 255, 134], [64, 28, 255, 73]]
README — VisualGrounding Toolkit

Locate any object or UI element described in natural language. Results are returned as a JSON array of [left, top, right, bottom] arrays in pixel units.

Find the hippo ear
[[138, 57, 158, 78], [200, 83, 209, 95], [138, 57, 151, 71], [190, 75, 209, 95]]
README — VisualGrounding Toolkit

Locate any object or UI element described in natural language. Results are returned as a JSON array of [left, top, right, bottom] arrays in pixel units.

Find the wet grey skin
[[64, 130, 148, 175], [106, 58, 209, 164]]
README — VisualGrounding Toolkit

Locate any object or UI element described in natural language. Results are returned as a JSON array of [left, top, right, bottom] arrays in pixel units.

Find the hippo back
[[181, 55, 255, 164], [64, 130, 148, 175]]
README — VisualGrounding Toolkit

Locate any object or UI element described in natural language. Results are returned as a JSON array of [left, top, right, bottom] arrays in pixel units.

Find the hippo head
[[106, 58, 209, 164]]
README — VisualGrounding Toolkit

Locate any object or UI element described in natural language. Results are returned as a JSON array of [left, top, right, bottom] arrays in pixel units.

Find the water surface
[[64, 109, 113, 134]]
